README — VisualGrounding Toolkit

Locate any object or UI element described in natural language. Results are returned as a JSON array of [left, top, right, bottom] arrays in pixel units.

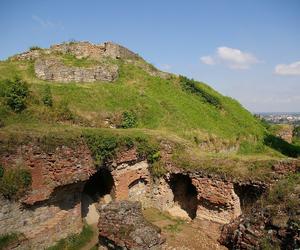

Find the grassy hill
[[1, 42, 298, 175]]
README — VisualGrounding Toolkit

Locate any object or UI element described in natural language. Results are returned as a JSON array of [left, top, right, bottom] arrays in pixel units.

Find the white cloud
[[200, 46, 260, 70], [217, 47, 259, 69], [200, 56, 215, 65], [32, 15, 64, 30], [274, 61, 300, 76]]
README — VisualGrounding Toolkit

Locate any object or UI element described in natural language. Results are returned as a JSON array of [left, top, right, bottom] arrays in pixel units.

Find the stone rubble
[[98, 200, 165, 250]]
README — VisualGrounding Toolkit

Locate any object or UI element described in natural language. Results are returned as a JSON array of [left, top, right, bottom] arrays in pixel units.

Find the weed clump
[[42, 85, 53, 107], [46, 224, 94, 250], [29, 46, 41, 51], [0, 232, 21, 249], [120, 111, 137, 128], [0, 166, 31, 200]]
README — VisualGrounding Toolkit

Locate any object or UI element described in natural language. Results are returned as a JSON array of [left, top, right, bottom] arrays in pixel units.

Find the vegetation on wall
[[46, 224, 94, 250], [266, 173, 300, 215], [0, 232, 22, 250], [83, 130, 161, 170], [0, 166, 32, 199]]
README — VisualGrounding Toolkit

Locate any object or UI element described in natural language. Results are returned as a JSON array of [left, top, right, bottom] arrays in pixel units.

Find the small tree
[[5, 77, 29, 112], [42, 85, 53, 107]]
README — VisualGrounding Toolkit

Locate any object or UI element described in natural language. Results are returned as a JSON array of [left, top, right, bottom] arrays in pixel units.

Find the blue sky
[[1, 0, 299, 112]]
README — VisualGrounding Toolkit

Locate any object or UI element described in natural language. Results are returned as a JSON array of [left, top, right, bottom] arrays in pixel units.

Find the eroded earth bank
[[0, 138, 299, 250]]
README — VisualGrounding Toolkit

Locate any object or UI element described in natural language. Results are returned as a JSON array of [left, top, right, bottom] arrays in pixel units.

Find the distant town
[[256, 112, 300, 125]]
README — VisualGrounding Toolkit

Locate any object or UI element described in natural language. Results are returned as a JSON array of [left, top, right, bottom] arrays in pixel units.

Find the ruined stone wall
[[50, 42, 105, 60], [98, 201, 164, 249], [0, 143, 95, 249], [34, 58, 118, 83], [275, 124, 294, 143], [191, 175, 241, 224], [140, 172, 242, 223], [1, 142, 95, 205], [112, 161, 152, 206], [0, 184, 83, 249]]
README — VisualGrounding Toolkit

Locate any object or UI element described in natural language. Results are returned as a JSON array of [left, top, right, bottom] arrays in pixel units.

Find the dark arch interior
[[234, 183, 264, 212], [83, 168, 115, 200], [129, 178, 148, 189], [169, 174, 198, 219], [81, 168, 115, 218]]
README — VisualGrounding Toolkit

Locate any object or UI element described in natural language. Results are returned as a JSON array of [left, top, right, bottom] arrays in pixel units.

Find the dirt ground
[[143, 208, 228, 250]]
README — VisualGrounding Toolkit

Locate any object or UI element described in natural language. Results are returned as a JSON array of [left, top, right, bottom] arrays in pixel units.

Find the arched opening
[[128, 178, 148, 202], [168, 174, 198, 220], [81, 168, 115, 224], [233, 183, 265, 213]]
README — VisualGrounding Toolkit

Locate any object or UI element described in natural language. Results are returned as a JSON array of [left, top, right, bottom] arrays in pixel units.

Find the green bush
[[83, 132, 161, 170], [264, 134, 300, 157], [0, 167, 32, 200], [120, 111, 137, 128], [151, 161, 167, 178], [29, 46, 41, 51], [0, 232, 19, 250], [179, 75, 222, 109], [83, 133, 118, 167], [47, 224, 94, 250], [4, 77, 29, 112], [42, 85, 53, 107], [56, 100, 74, 121]]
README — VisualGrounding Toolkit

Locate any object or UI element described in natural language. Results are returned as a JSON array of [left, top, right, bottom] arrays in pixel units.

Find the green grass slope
[[0, 56, 266, 145]]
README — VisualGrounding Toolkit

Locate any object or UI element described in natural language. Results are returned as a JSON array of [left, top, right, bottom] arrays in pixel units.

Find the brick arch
[[111, 161, 151, 201]]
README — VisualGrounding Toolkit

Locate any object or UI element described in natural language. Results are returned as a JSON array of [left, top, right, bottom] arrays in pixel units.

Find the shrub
[[179, 75, 222, 109], [293, 126, 300, 138], [267, 173, 300, 215], [83, 132, 162, 170], [151, 161, 167, 178], [56, 100, 74, 121], [29, 46, 41, 51], [0, 232, 20, 249], [83, 133, 118, 167], [4, 77, 29, 112], [42, 85, 53, 107], [264, 134, 300, 157], [0, 167, 32, 200], [120, 111, 137, 128], [47, 224, 93, 250]]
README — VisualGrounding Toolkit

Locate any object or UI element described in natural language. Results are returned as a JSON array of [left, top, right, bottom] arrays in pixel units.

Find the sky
[[0, 0, 299, 112]]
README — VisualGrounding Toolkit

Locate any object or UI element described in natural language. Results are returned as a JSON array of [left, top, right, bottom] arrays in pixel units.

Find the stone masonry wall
[[191, 175, 241, 224], [0, 142, 95, 205], [34, 58, 118, 83], [50, 41, 139, 60], [98, 201, 164, 250], [0, 183, 83, 249], [148, 173, 241, 224], [112, 161, 152, 207], [0, 142, 95, 249]]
